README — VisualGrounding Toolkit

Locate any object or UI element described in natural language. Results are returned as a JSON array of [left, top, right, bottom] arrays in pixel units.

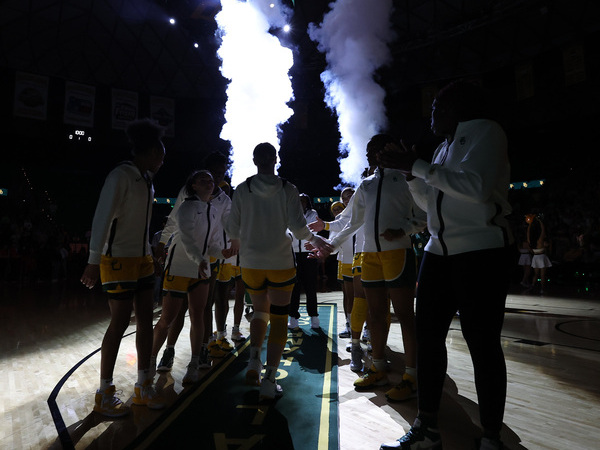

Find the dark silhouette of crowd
[[507, 163, 600, 293], [0, 208, 89, 286]]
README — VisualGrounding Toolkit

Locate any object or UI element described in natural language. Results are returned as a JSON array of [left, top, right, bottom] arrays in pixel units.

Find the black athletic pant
[[415, 245, 516, 436], [289, 252, 319, 319]]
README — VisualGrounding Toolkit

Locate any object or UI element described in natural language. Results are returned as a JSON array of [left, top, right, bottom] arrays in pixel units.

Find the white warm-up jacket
[[225, 174, 320, 270], [88, 162, 154, 265], [160, 185, 231, 251], [166, 195, 222, 279], [408, 119, 513, 256], [324, 198, 357, 264], [330, 168, 426, 253]]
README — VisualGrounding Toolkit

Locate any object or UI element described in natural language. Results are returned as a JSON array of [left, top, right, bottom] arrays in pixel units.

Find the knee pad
[[351, 297, 368, 333], [268, 313, 289, 347], [253, 311, 270, 324], [108, 290, 134, 301], [270, 304, 290, 316]]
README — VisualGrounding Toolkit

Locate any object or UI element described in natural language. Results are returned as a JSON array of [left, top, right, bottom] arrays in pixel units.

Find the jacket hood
[[248, 174, 284, 198]]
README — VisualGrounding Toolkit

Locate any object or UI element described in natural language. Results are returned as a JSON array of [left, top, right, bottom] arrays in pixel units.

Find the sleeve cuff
[[88, 250, 102, 265], [411, 159, 431, 179]]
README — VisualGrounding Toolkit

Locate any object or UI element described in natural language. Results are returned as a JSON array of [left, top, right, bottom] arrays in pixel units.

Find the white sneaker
[[231, 327, 246, 342], [133, 381, 165, 409], [350, 345, 364, 372], [245, 357, 263, 386], [345, 341, 352, 352], [288, 317, 299, 330], [259, 376, 283, 400], [310, 316, 320, 329], [182, 364, 199, 385]]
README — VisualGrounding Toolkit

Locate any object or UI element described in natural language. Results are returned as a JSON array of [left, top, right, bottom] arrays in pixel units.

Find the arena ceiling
[[1, 0, 598, 101]]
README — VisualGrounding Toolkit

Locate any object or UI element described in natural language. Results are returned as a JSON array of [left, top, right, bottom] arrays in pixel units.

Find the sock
[[137, 369, 150, 385], [263, 365, 277, 382], [373, 358, 386, 372], [217, 330, 226, 340], [100, 378, 113, 391], [352, 338, 361, 346]]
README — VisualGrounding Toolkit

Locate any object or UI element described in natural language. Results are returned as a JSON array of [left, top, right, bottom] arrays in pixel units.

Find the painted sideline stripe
[[318, 303, 335, 450], [135, 339, 252, 449]]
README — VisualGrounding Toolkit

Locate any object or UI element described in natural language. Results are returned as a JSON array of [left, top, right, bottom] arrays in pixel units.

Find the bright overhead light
[[169, 18, 176, 25], [283, 24, 291, 33], [269, 3, 275, 8], [194, 42, 199, 48]]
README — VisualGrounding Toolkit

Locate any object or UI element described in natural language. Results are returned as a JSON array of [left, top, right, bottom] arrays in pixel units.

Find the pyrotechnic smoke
[[308, 0, 395, 187], [216, 0, 294, 187]]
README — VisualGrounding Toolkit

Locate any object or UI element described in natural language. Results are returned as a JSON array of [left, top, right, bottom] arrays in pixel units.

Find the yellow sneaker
[[217, 337, 233, 351], [385, 372, 417, 402], [93, 385, 130, 417], [353, 366, 388, 391], [133, 380, 165, 410], [208, 340, 228, 358]]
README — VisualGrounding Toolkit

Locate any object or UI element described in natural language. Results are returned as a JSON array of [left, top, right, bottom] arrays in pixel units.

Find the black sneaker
[[338, 323, 351, 338], [199, 346, 211, 369], [478, 437, 503, 450], [157, 347, 175, 372], [380, 423, 441, 449]]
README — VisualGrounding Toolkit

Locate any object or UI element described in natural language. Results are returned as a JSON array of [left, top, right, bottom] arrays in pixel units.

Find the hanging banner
[[14, 71, 49, 120], [111, 88, 138, 130], [64, 81, 95, 127], [150, 96, 175, 137]]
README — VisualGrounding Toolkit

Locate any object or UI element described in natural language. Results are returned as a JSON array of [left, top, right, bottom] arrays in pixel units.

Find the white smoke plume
[[308, 0, 395, 187], [216, 0, 294, 187]]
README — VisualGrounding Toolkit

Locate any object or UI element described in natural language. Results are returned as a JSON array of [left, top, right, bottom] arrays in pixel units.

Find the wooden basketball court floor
[[1, 282, 599, 449]]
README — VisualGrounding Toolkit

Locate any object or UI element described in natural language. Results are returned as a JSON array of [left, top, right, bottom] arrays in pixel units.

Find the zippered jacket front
[[166, 195, 222, 279], [88, 162, 154, 265], [330, 168, 426, 253], [408, 119, 513, 256]]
